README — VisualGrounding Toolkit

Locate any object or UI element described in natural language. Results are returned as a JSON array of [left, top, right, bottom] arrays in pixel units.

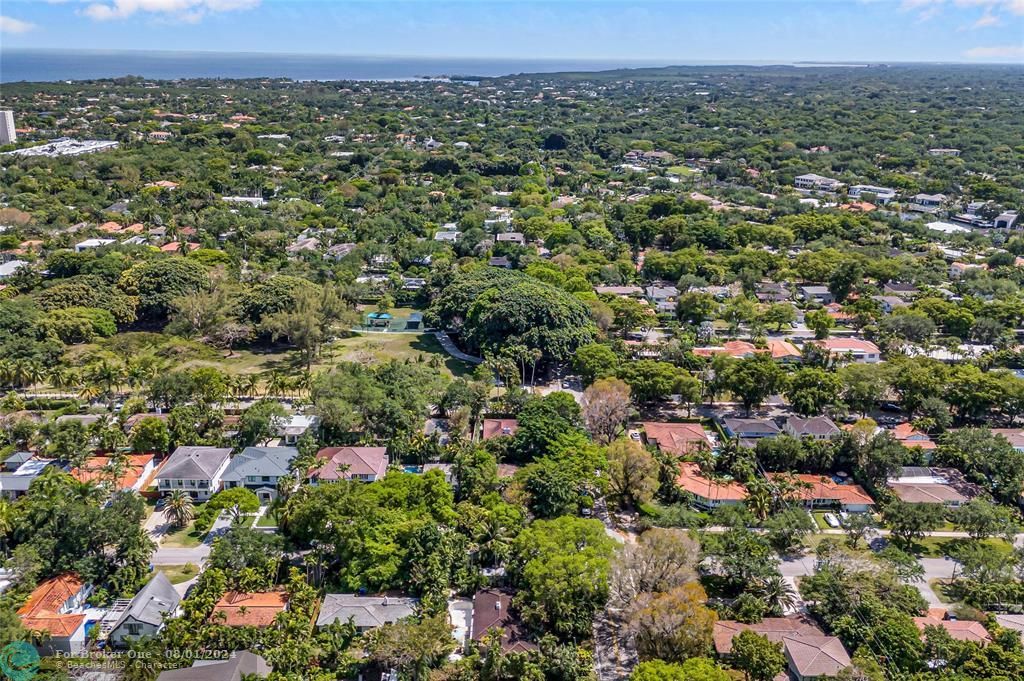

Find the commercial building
[[0, 110, 15, 144]]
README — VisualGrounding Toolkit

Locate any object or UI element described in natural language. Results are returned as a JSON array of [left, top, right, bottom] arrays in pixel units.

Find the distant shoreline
[[1, 49, 1017, 84]]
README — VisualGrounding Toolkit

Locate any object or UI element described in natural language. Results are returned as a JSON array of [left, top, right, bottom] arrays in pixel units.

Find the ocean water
[[0, 49, 677, 83]]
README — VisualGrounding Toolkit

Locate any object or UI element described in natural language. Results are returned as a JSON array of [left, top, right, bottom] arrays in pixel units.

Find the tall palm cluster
[[0, 354, 319, 402]]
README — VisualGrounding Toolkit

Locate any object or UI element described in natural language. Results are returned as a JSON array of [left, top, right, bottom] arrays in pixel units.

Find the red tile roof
[[676, 462, 747, 502], [312, 447, 388, 481], [642, 422, 713, 455], [18, 574, 87, 638], [482, 419, 519, 440], [913, 616, 991, 644], [71, 454, 154, 490], [211, 591, 288, 627], [767, 473, 874, 507], [713, 616, 824, 654]]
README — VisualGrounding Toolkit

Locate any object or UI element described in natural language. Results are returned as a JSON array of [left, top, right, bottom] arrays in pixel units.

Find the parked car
[[823, 513, 841, 528]]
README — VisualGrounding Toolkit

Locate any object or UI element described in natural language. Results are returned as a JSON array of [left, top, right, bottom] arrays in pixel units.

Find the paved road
[[433, 331, 482, 364]]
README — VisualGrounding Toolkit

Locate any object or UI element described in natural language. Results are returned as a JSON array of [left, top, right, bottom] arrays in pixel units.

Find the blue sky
[[1, 1, 1022, 63]]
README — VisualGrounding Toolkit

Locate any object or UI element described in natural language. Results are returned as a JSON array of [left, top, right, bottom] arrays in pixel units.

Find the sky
[[0, 0, 1022, 64]]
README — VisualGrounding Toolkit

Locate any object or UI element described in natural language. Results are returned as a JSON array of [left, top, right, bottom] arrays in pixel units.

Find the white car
[[823, 513, 841, 528]]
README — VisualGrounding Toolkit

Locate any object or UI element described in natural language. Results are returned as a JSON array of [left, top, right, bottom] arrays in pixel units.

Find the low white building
[[75, 238, 116, 252]]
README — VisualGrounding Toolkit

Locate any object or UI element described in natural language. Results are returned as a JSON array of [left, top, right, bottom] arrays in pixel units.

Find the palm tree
[[756, 574, 798, 615], [164, 490, 195, 529]]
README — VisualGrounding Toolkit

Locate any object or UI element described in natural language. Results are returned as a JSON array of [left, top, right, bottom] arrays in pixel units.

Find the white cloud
[[972, 10, 1002, 25], [82, 0, 260, 22], [963, 43, 1024, 58], [0, 15, 36, 33]]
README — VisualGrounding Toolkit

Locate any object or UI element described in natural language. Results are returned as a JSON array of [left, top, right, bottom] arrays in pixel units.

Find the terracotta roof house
[[715, 617, 850, 680], [887, 467, 983, 508], [17, 573, 93, 654], [310, 446, 389, 482], [156, 650, 271, 681], [914, 615, 991, 645], [990, 428, 1024, 452], [470, 589, 536, 654], [768, 473, 875, 512], [783, 634, 853, 679], [784, 416, 841, 441], [692, 340, 762, 359], [766, 339, 802, 363], [642, 422, 714, 455], [809, 338, 881, 363], [482, 419, 519, 440], [891, 423, 936, 452], [211, 591, 288, 628], [676, 462, 747, 509], [71, 453, 157, 492], [713, 617, 825, 654], [317, 594, 417, 632], [594, 285, 644, 298]]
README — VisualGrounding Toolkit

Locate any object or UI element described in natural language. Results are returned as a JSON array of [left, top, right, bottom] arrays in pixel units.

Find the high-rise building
[[0, 111, 15, 144]]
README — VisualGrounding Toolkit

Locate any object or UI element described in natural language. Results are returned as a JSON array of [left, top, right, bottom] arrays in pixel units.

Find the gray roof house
[[156, 446, 232, 501], [722, 418, 781, 442], [108, 572, 181, 647], [156, 651, 270, 681], [316, 594, 418, 632], [221, 447, 298, 503], [784, 416, 841, 441]]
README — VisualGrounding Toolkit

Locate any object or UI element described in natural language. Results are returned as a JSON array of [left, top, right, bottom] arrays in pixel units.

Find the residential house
[[642, 422, 714, 455], [755, 281, 791, 303], [0, 453, 61, 501], [108, 572, 180, 647], [800, 285, 834, 305], [692, 340, 761, 360], [277, 414, 318, 445], [768, 473, 875, 513], [74, 238, 116, 252], [767, 339, 803, 363], [887, 467, 983, 508], [715, 616, 851, 679], [992, 428, 1024, 452], [495, 232, 525, 245], [0, 260, 28, 279], [721, 418, 781, 447], [594, 285, 645, 298], [310, 446, 389, 482], [913, 614, 990, 645], [482, 418, 519, 441], [18, 574, 93, 655], [317, 594, 417, 633], [784, 416, 841, 441], [469, 589, 536, 653], [883, 282, 919, 298], [434, 230, 461, 243], [872, 295, 909, 314], [810, 338, 881, 363], [995, 211, 1019, 230], [794, 173, 844, 192], [676, 462, 747, 509], [155, 446, 232, 500], [848, 184, 897, 204], [221, 446, 297, 503], [910, 193, 946, 213], [156, 651, 271, 681], [645, 285, 680, 314], [994, 614, 1024, 645], [71, 454, 157, 492], [927, 221, 970, 235], [928, 148, 961, 157], [950, 261, 986, 278], [782, 634, 854, 680], [323, 243, 357, 261], [891, 423, 936, 455], [489, 256, 512, 268], [211, 591, 288, 628]]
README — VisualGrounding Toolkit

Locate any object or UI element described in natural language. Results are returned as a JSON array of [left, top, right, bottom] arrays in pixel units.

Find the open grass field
[[912, 536, 1014, 558]]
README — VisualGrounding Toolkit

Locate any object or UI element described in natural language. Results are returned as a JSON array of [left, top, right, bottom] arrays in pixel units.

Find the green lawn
[[929, 579, 957, 604], [255, 512, 278, 528], [912, 536, 1014, 558], [158, 563, 200, 585], [667, 165, 699, 176], [161, 522, 206, 548]]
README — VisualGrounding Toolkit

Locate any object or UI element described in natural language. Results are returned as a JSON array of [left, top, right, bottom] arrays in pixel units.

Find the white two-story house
[[155, 446, 231, 501]]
